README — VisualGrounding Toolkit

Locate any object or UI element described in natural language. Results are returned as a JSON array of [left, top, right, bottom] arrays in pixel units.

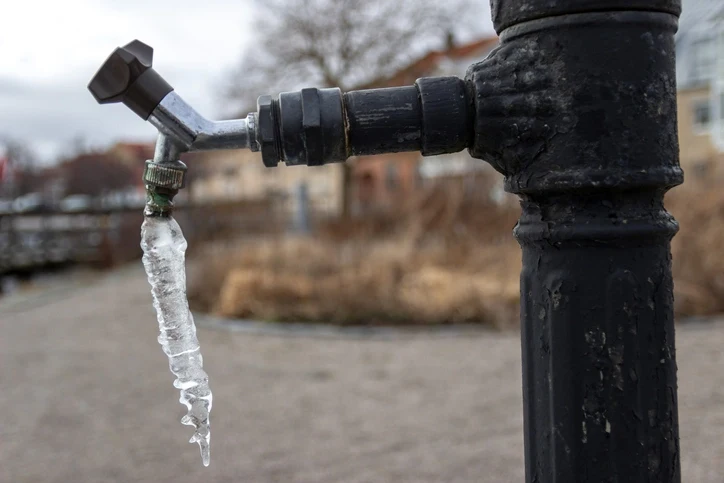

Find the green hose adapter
[[143, 160, 187, 216]]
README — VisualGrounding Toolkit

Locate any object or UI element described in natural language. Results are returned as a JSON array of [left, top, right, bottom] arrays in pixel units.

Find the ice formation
[[141, 215, 213, 467]]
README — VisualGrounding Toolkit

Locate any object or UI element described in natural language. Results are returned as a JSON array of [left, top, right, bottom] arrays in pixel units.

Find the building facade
[[350, 37, 500, 214], [190, 149, 344, 215], [675, 0, 724, 173]]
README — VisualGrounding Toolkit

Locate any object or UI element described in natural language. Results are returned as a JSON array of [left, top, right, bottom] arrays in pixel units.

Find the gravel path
[[1, 265, 723, 482]]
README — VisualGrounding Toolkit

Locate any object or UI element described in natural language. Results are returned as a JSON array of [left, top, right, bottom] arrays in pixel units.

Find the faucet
[[88, 40, 472, 215], [88, 41, 256, 215]]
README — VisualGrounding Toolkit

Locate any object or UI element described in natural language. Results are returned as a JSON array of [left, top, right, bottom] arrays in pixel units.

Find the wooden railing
[[0, 200, 281, 274]]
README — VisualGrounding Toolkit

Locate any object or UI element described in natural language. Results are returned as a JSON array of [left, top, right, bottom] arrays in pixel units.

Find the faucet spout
[[148, 92, 257, 153], [153, 132, 186, 165]]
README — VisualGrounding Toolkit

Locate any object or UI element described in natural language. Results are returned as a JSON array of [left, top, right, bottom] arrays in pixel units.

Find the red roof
[[360, 36, 498, 89], [113, 142, 155, 159]]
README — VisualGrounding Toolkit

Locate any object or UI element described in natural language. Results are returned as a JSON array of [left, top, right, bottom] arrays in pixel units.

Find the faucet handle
[[88, 40, 174, 120]]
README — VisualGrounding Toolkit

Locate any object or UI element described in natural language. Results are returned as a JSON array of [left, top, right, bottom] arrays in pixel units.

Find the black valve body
[[257, 76, 472, 167]]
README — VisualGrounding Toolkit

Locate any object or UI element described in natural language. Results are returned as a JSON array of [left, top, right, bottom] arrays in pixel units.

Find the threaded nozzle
[[143, 160, 187, 216]]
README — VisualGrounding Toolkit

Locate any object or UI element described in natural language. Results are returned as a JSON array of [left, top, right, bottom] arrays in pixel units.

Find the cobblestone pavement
[[1, 265, 723, 482]]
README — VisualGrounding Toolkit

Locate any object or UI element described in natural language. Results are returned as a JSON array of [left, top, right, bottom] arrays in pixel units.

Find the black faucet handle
[[88, 40, 173, 120]]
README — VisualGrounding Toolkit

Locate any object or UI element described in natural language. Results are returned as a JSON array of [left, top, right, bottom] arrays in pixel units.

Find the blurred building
[[97, 142, 154, 202], [57, 151, 136, 201], [0, 152, 12, 198], [108, 142, 155, 169], [351, 36, 500, 214], [676, 0, 724, 175], [189, 149, 343, 214]]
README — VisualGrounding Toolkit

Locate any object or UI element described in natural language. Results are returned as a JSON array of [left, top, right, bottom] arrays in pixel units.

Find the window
[[691, 39, 715, 83], [716, 93, 724, 149], [693, 100, 711, 131]]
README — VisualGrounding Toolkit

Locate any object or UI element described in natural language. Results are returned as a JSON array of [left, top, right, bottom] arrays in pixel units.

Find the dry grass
[[189, 172, 724, 327], [668, 176, 724, 317], [198, 238, 521, 327], [189, 177, 522, 327]]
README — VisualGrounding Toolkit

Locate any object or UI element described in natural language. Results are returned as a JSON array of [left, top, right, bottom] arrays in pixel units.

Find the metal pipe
[[152, 132, 184, 165], [344, 86, 422, 155], [148, 92, 256, 152], [88, 42, 471, 169], [256, 77, 471, 167], [465, 1, 683, 481]]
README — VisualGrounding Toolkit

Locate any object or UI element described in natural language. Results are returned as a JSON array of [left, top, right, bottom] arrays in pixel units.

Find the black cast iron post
[[467, 1, 683, 481]]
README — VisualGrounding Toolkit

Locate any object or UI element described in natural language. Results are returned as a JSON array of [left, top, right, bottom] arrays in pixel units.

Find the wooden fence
[[0, 200, 282, 274]]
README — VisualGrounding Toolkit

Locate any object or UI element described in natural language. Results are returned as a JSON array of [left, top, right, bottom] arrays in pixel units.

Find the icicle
[[141, 215, 213, 467]]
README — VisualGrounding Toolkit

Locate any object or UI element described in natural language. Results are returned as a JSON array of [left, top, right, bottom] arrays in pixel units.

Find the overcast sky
[[0, 0, 257, 163], [1, 0, 492, 165]]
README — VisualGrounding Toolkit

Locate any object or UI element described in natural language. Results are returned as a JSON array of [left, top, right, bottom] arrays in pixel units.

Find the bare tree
[[1, 136, 40, 196], [230, 0, 479, 98], [226, 0, 483, 216]]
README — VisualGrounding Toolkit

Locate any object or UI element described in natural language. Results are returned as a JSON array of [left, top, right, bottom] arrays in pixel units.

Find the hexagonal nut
[[256, 95, 280, 167]]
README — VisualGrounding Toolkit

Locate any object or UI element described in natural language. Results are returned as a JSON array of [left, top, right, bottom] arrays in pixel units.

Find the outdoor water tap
[[88, 40, 473, 202], [88, 40, 260, 214]]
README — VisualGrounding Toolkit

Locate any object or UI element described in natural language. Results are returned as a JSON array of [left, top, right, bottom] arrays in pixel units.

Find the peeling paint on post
[[465, 1, 683, 481]]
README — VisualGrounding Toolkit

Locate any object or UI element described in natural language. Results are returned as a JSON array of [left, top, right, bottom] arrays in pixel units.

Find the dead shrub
[[668, 177, 724, 317], [190, 173, 724, 326], [189, 177, 522, 327]]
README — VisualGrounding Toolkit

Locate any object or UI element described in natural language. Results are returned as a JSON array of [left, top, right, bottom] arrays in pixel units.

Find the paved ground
[[1, 265, 724, 482]]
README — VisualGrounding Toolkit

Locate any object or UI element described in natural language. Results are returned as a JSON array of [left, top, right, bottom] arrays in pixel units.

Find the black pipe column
[[466, 1, 683, 481]]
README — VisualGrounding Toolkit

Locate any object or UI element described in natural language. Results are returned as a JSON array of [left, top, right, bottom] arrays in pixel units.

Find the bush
[[189, 174, 724, 327], [668, 177, 724, 317], [189, 177, 521, 327]]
